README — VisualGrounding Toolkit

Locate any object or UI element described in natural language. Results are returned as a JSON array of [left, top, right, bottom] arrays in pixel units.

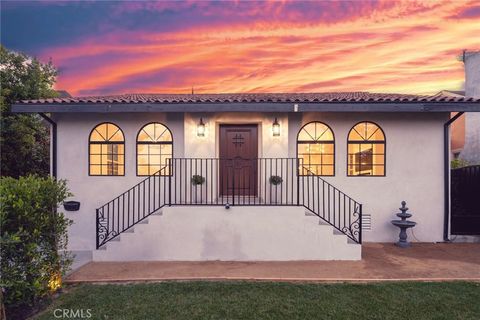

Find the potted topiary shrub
[[269, 175, 283, 186], [191, 175, 205, 186], [191, 175, 206, 203], [269, 175, 283, 203]]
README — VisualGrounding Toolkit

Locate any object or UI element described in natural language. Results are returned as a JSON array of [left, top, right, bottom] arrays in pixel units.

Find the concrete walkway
[[66, 243, 480, 283]]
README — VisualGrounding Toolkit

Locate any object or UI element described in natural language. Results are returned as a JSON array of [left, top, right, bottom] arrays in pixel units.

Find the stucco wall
[[94, 206, 361, 261], [55, 112, 184, 250], [183, 112, 288, 158], [55, 111, 448, 250], [289, 112, 448, 242], [464, 51, 480, 99]]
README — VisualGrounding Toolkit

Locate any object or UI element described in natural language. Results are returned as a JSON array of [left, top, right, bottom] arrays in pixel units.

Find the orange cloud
[[37, 0, 480, 96]]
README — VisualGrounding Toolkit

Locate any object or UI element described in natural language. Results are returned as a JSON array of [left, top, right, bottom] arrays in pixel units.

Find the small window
[[89, 123, 125, 176], [297, 122, 335, 176], [347, 121, 385, 176], [137, 123, 173, 176]]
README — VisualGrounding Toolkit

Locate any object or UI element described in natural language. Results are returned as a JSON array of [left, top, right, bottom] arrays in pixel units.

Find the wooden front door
[[219, 124, 258, 196]]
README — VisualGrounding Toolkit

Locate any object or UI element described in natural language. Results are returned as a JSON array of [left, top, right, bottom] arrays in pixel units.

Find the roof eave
[[11, 101, 480, 113]]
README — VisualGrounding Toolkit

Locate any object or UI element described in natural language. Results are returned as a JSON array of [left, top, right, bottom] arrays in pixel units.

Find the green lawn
[[35, 281, 480, 320]]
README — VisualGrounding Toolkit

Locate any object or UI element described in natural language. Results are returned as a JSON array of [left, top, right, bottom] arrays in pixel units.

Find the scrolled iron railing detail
[[96, 209, 119, 248], [341, 205, 362, 243], [96, 212, 109, 240]]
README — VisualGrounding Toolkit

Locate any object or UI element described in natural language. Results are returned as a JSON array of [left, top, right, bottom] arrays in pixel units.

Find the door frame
[[218, 123, 259, 196]]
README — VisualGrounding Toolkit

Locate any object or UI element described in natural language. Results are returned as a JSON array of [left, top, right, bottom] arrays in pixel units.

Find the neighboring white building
[[438, 51, 480, 163], [455, 51, 480, 164], [13, 91, 479, 262]]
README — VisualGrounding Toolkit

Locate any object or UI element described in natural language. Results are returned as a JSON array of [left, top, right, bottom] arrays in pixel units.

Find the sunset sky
[[1, 1, 479, 96]]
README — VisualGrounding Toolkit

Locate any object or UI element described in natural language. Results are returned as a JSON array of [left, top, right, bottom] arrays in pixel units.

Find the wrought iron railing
[[96, 158, 362, 248], [167, 158, 300, 206], [96, 166, 169, 248], [299, 166, 362, 243]]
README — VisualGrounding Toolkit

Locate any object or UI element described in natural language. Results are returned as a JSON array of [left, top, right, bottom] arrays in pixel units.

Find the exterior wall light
[[197, 118, 206, 137], [272, 117, 281, 136]]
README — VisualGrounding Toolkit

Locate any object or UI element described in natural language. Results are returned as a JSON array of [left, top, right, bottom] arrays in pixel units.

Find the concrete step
[[333, 229, 343, 235], [347, 238, 359, 245], [93, 206, 361, 261]]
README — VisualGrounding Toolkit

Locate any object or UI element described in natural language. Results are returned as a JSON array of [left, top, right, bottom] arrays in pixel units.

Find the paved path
[[66, 243, 480, 283]]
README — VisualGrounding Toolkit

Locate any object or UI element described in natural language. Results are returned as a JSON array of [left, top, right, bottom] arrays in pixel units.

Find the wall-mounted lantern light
[[272, 117, 280, 137], [197, 118, 206, 137]]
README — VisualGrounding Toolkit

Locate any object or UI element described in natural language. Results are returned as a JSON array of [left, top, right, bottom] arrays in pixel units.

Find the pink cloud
[[34, 0, 480, 96]]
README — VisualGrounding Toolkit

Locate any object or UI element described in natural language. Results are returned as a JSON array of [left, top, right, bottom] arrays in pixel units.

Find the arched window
[[89, 123, 125, 176], [297, 122, 335, 176], [347, 121, 385, 176], [137, 123, 173, 176]]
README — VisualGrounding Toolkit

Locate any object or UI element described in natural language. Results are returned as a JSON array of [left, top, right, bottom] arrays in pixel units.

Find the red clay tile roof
[[18, 92, 480, 104]]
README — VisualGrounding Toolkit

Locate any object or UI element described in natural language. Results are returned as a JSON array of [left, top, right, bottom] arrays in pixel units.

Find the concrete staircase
[[93, 206, 361, 261]]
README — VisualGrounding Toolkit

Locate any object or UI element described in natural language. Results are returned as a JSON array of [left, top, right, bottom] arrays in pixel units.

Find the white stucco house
[[12, 54, 480, 263]]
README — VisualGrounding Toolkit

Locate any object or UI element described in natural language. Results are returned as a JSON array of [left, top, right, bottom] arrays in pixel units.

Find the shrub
[[451, 158, 470, 169], [0, 175, 73, 318]]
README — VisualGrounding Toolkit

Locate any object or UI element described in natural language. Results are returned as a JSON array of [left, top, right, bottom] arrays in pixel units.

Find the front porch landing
[[67, 243, 480, 282]]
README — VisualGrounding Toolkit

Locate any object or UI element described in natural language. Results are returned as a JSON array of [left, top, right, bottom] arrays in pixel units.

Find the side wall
[[56, 111, 448, 250]]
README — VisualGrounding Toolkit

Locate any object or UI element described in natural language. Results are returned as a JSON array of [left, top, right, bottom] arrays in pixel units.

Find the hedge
[[0, 175, 73, 318]]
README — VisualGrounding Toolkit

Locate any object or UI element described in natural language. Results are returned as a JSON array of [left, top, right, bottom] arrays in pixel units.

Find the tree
[[0, 45, 58, 177]]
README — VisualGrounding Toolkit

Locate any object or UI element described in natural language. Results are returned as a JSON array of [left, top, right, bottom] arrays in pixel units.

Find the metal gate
[[451, 165, 480, 235]]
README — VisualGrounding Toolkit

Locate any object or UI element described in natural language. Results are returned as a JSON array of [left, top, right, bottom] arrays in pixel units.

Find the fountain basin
[[391, 220, 416, 228]]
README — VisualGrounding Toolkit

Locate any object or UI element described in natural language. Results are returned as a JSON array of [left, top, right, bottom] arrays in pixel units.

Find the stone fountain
[[391, 201, 416, 248]]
